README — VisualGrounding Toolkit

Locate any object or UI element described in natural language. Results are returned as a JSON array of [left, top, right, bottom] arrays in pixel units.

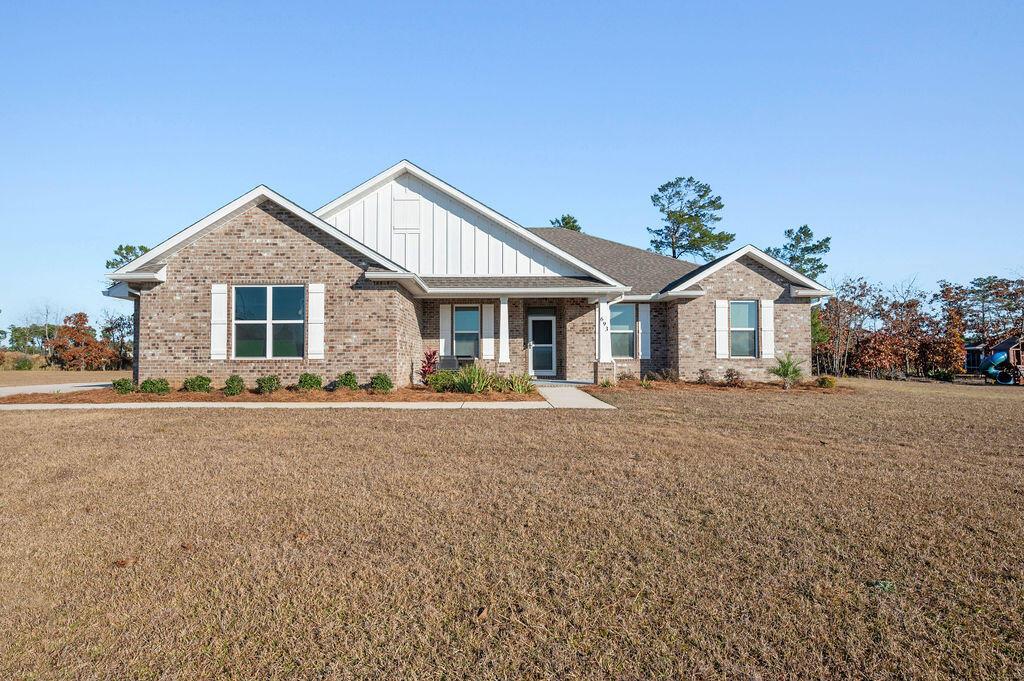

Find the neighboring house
[[104, 161, 832, 386]]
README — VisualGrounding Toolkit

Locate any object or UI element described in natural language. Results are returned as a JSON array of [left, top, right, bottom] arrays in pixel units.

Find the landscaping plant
[[723, 369, 743, 387], [696, 368, 713, 384], [335, 371, 359, 391], [769, 353, 804, 389], [111, 378, 135, 394], [816, 375, 837, 389], [296, 373, 323, 391], [256, 375, 282, 395], [420, 350, 438, 384], [223, 374, 245, 396], [139, 378, 171, 395], [505, 372, 535, 394], [13, 356, 34, 371], [453, 364, 491, 393], [369, 372, 394, 393], [426, 370, 457, 392], [182, 375, 212, 393]]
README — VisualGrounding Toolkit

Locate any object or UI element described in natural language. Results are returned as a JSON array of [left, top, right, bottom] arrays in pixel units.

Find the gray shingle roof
[[527, 228, 699, 295]]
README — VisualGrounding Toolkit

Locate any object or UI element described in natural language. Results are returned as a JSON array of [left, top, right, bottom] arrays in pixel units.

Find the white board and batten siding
[[319, 173, 586, 277]]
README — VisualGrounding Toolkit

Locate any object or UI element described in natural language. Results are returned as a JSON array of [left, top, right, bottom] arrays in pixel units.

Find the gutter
[[364, 271, 630, 298]]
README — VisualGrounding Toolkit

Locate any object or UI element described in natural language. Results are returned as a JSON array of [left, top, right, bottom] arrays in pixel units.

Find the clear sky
[[1, 1, 1021, 327]]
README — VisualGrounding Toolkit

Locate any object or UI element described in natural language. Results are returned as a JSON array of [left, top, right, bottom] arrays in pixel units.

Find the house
[[104, 161, 832, 386]]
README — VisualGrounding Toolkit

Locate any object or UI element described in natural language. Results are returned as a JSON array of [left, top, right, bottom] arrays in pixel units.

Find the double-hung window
[[453, 305, 480, 357], [729, 300, 758, 358], [610, 303, 636, 359], [233, 286, 305, 359]]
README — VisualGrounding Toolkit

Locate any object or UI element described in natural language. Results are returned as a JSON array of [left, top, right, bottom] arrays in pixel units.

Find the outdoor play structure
[[978, 335, 1023, 385]]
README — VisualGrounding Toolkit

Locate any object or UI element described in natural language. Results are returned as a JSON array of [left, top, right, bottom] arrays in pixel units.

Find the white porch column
[[597, 296, 613, 362], [498, 297, 510, 363]]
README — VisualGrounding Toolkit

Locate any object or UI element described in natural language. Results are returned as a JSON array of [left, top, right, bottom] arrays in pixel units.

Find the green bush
[[427, 370, 457, 392], [223, 374, 245, 396], [816, 375, 837, 389], [296, 373, 323, 390], [453, 364, 491, 394], [335, 371, 359, 391], [182, 375, 212, 393], [13, 357, 33, 371], [505, 372, 535, 394], [639, 378, 653, 389], [256, 374, 281, 395], [139, 378, 171, 395], [696, 368, 713, 384], [598, 378, 614, 388], [929, 369, 955, 383], [111, 378, 135, 394], [368, 372, 394, 393], [768, 353, 804, 389]]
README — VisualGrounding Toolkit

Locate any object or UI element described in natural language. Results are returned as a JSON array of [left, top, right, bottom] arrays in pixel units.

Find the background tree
[[46, 313, 119, 370], [106, 244, 150, 270], [549, 214, 582, 232], [100, 309, 134, 369], [764, 225, 831, 279], [647, 177, 734, 260], [816, 277, 879, 376], [0, 327, 7, 349]]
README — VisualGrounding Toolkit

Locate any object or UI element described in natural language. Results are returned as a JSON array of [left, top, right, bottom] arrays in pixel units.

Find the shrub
[[256, 374, 281, 395], [696, 368, 713, 385], [639, 378, 653, 389], [768, 353, 804, 389], [111, 378, 135, 394], [816, 375, 837, 389], [13, 357, 34, 371], [139, 378, 170, 395], [223, 374, 245, 396], [296, 373, 323, 391], [369, 372, 394, 393], [427, 370, 457, 392], [505, 372, 535, 394], [598, 378, 614, 388], [335, 371, 359, 391], [420, 350, 439, 384], [929, 369, 955, 383], [453, 364, 491, 394], [617, 372, 637, 382], [722, 369, 744, 387], [182, 375, 212, 393]]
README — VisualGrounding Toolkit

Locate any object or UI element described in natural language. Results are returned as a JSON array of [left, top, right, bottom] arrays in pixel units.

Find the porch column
[[597, 296, 613, 362], [498, 297, 510, 363]]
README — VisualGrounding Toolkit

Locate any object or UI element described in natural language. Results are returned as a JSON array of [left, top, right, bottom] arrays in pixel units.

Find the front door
[[528, 316, 556, 377]]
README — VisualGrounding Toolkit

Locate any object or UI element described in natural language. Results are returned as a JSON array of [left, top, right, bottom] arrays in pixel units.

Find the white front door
[[528, 315, 556, 377]]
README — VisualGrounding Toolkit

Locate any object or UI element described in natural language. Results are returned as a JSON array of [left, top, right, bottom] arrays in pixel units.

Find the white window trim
[[729, 299, 759, 359], [452, 304, 481, 358], [231, 285, 306, 360], [610, 303, 636, 359]]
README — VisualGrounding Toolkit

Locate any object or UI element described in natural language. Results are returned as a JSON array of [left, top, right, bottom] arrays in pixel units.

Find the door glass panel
[[530, 319, 553, 345], [532, 346, 554, 371]]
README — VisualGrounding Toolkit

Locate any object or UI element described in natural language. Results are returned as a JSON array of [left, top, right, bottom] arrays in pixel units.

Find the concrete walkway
[[0, 385, 614, 411], [0, 381, 114, 398]]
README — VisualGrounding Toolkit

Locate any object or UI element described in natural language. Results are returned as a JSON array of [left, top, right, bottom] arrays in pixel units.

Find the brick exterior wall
[[672, 256, 811, 381], [136, 200, 421, 386]]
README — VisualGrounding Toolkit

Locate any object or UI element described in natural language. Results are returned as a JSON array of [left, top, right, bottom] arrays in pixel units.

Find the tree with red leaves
[[46, 313, 120, 370]]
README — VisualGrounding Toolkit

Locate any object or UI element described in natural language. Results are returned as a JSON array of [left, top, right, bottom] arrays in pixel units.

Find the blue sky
[[1, 1, 1021, 327]]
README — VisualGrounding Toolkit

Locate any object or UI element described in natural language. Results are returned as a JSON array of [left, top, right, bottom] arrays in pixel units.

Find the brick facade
[[133, 207, 808, 387], [136, 200, 421, 386]]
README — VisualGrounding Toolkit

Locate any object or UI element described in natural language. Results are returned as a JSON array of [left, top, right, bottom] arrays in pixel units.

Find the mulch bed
[[0, 385, 544, 404]]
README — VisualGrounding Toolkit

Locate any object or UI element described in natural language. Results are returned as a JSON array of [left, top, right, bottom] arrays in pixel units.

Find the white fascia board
[[791, 285, 834, 298], [106, 267, 167, 283], [665, 245, 829, 294], [363, 270, 627, 298], [315, 160, 627, 288], [115, 185, 406, 276], [102, 282, 140, 300]]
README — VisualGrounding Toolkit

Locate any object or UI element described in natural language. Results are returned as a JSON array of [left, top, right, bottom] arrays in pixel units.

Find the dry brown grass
[[0, 379, 1021, 678], [0, 369, 129, 388], [0, 384, 543, 404]]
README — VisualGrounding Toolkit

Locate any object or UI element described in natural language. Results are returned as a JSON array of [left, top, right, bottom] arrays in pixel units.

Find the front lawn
[[0, 369, 130, 388], [0, 379, 1020, 678]]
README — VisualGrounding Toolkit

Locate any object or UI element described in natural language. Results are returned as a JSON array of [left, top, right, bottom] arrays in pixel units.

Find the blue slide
[[979, 351, 1015, 385]]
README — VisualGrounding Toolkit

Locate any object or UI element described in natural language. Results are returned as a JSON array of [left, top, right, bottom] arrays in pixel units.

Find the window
[[453, 305, 480, 357], [729, 300, 758, 358], [233, 286, 305, 359], [610, 303, 635, 358]]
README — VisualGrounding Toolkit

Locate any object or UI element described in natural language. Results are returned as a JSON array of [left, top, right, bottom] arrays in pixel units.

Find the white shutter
[[211, 284, 227, 359], [307, 283, 325, 360], [439, 304, 452, 356], [638, 304, 651, 360], [481, 303, 495, 359], [760, 298, 775, 359], [715, 300, 729, 359]]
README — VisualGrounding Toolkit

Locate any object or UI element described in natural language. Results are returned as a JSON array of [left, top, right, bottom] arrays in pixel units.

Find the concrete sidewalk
[[535, 385, 615, 409]]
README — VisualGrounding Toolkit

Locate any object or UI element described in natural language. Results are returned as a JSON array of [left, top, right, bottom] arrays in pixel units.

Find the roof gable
[[109, 185, 405, 280], [665, 245, 832, 296], [315, 161, 625, 286]]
